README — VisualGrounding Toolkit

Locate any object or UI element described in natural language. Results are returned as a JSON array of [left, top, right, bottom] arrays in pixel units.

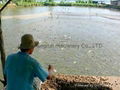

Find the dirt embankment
[[41, 74, 120, 90], [7, 3, 17, 8]]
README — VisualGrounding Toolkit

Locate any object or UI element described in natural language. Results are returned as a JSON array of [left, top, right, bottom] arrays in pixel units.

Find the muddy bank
[[41, 74, 120, 90]]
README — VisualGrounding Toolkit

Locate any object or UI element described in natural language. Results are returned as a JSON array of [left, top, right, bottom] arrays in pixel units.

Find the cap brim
[[34, 41, 39, 47], [18, 41, 39, 49]]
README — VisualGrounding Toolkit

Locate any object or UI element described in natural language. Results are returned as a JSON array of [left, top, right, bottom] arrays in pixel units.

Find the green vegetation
[[16, 2, 44, 6], [13, 0, 36, 3], [11, 0, 99, 7], [15, 1, 103, 7], [14, 1, 120, 11], [1, 0, 120, 10], [0, 4, 3, 8]]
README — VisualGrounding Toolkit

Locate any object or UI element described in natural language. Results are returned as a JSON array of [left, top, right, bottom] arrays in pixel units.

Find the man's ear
[[29, 48, 34, 54]]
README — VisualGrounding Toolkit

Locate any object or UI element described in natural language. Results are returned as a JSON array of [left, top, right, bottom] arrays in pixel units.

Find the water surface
[[0, 6, 120, 88]]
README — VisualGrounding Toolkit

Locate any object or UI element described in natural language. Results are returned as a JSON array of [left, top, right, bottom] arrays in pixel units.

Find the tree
[[0, 0, 12, 86]]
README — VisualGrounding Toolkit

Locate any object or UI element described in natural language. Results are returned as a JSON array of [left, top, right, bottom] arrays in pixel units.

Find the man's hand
[[47, 65, 56, 80], [48, 65, 56, 74]]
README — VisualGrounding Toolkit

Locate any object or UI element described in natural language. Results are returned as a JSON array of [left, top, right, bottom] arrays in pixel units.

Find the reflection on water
[[1, 6, 120, 78], [2, 12, 50, 20]]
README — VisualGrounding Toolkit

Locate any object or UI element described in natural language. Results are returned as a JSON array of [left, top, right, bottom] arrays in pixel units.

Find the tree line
[[1, 0, 93, 4]]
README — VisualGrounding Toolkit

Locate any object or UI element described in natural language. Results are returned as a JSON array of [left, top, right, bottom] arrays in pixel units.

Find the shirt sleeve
[[33, 59, 48, 82]]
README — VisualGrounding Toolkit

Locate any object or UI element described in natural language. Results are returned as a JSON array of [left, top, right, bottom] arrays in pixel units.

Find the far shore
[[0, 2, 120, 11]]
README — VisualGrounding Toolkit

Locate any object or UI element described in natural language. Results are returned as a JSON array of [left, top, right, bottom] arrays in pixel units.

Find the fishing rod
[[0, 0, 11, 86]]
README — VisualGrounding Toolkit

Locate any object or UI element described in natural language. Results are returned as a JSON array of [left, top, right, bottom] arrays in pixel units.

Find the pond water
[[0, 6, 120, 88]]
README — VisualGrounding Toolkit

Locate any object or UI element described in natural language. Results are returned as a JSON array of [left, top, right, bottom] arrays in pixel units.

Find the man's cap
[[19, 34, 39, 49]]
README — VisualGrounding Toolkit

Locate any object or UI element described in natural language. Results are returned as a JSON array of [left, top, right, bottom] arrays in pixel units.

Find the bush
[[44, 2, 57, 6], [58, 2, 73, 6]]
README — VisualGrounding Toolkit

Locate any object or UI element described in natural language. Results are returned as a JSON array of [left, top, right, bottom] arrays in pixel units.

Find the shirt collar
[[18, 51, 29, 56]]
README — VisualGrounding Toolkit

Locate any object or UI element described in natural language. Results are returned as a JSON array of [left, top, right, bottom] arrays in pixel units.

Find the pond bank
[[41, 74, 120, 90], [1, 2, 120, 11]]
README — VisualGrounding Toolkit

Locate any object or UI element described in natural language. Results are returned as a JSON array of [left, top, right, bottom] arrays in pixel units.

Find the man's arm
[[33, 60, 49, 82]]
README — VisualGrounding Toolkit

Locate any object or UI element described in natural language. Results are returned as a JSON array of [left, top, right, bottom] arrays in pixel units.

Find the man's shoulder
[[29, 56, 39, 64], [28, 56, 42, 68]]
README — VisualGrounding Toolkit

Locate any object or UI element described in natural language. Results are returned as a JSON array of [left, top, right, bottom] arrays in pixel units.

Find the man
[[4, 34, 51, 90]]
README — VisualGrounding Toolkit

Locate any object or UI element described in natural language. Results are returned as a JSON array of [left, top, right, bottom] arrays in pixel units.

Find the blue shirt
[[4, 51, 48, 90]]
